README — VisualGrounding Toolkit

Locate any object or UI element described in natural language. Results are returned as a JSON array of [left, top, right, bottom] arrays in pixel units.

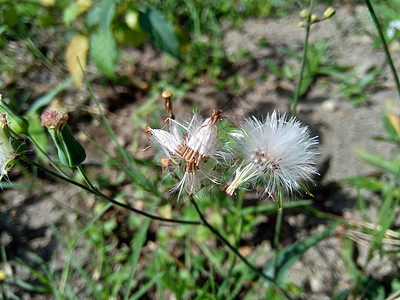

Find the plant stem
[[290, 0, 316, 115], [273, 209, 283, 281], [27, 135, 69, 177], [21, 156, 200, 225], [364, 0, 400, 99], [189, 194, 274, 282]]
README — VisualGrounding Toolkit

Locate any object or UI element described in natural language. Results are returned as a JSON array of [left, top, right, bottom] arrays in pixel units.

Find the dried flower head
[[146, 109, 225, 198], [40, 110, 69, 130], [226, 111, 318, 199], [40, 110, 86, 167]]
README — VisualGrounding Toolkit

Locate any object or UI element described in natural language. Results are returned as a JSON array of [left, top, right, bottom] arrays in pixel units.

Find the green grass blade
[[59, 202, 113, 294], [122, 200, 160, 299], [264, 221, 342, 287], [355, 149, 400, 175], [129, 273, 163, 300]]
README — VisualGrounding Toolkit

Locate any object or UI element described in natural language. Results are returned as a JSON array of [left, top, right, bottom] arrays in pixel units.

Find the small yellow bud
[[297, 21, 305, 27], [299, 9, 308, 19], [310, 14, 318, 22], [323, 7, 336, 19]]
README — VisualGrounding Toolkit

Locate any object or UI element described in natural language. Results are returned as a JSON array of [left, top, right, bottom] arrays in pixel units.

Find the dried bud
[[41, 111, 86, 168], [40, 110, 69, 130], [162, 90, 175, 120]]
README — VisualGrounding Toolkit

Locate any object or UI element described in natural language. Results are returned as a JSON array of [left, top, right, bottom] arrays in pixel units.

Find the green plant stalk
[[273, 209, 283, 282], [189, 194, 274, 283], [364, 0, 400, 99], [20, 156, 200, 225], [290, 0, 316, 115], [27, 135, 70, 178], [82, 132, 166, 201]]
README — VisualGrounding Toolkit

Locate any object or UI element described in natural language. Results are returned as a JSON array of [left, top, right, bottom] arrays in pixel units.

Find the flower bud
[[323, 7, 336, 19], [41, 111, 86, 167], [0, 114, 26, 180], [299, 9, 308, 19], [0, 95, 29, 135], [310, 14, 318, 22], [297, 21, 305, 28]]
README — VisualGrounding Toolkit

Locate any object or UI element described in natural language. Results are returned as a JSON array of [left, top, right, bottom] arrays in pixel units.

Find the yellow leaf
[[38, 0, 56, 7], [388, 112, 400, 137], [77, 0, 92, 12], [0, 270, 5, 281], [65, 34, 89, 89]]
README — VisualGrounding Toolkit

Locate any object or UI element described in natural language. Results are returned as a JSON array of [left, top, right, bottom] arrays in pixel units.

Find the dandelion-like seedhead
[[146, 109, 226, 199], [226, 110, 319, 199], [146, 107, 318, 203]]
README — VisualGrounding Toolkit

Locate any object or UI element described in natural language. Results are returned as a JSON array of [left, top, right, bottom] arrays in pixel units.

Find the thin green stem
[[290, 0, 316, 115], [365, 0, 400, 99], [27, 135, 69, 177], [76, 164, 97, 191], [273, 209, 283, 281], [189, 194, 274, 282], [21, 156, 200, 225]]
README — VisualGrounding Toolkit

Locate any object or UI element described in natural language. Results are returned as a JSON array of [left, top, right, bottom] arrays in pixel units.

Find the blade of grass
[[129, 273, 163, 300], [122, 200, 160, 300], [58, 202, 113, 294], [364, 0, 400, 99]]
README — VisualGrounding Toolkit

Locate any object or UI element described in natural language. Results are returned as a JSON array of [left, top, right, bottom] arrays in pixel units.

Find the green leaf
[[86, 0, 116, 30], [3, 6, 18, 27], [63, 2, 84, 26], [139, 8, 181, 59], [26, 114, 47, 154], [90, 29, 117, 78], [343, 176, 385, 192], [354, 149, 400, 175], [263, 221, 341, 287]]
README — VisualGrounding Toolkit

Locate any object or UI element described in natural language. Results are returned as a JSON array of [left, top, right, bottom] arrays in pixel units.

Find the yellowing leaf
[[0, 270, 5, 281], [38, 0, 56, 7], [65, 34, 89, 88], [388, 112, 400, 137]]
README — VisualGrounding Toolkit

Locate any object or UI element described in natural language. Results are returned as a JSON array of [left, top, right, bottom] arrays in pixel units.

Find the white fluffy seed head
[[146, 109, 226, 200], [146, 124, 182, 160], [228, 110, 319, 198]]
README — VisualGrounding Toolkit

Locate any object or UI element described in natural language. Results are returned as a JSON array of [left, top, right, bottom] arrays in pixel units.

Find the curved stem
[[21, 156, 200, 225], [189, 194, 274, 282], [365, 0, 400, 99], [27, 135, 70, 177]]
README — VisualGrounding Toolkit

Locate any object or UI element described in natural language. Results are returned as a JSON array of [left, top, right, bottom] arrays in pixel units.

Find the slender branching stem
[[27, 135, 69, 177], [189, 194, 274, 282], [364, 0, 400, 100], [290, 0, 316, 115], [21, 156, 200, 225]]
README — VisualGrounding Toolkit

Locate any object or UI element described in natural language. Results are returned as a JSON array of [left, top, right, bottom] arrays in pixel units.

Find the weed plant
[[0, 1, 399, 299]]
